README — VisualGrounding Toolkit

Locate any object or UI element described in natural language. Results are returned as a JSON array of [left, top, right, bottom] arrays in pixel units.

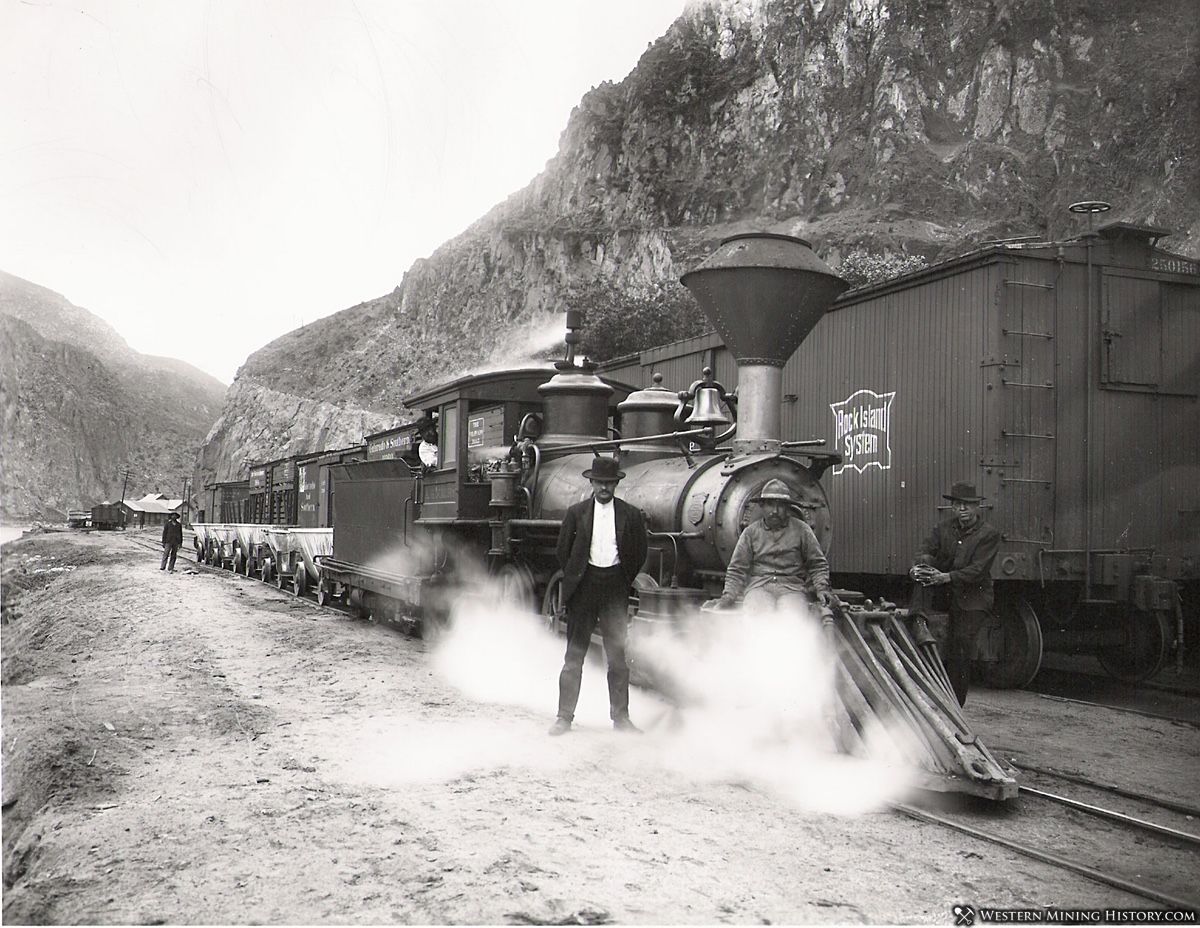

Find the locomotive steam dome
[[616, 373, 681, 457], [681, 233, 848, 453]]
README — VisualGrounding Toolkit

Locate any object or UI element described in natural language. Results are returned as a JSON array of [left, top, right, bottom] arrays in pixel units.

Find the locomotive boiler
[[316, 232, 1016, 800]]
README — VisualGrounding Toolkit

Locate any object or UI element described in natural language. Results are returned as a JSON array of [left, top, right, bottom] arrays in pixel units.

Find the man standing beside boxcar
[[909, 482, 1001, 706], [549, 456, 648, 736], [161, 512, 183, 573]]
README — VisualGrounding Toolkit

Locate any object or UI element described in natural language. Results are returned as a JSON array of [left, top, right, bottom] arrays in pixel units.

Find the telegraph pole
[[118, 468, 134, 531], [182, 477, 190, 527]]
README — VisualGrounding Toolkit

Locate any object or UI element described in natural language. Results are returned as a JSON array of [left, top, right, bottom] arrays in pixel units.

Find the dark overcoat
[[915, 516, 1001, 611], [162, 519, 183, 547], [555, 496, 648, 606]]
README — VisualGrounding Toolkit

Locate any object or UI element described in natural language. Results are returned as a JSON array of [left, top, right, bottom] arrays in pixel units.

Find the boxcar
[[603, 222, 1199, 686], [296, 445, 367, 529], [199, 480, 251, 524], [90, 502, 125, 531]]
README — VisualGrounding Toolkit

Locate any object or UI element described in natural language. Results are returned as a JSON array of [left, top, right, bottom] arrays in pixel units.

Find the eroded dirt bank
[[2, 532, 1196, 924]]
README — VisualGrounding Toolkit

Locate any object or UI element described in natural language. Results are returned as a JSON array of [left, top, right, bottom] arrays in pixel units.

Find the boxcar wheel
[[1098, 607, 1172, 683], [977, 597, 1043, 689], [316, 578, 330, 607], [542, 571, 566, 634], [260, 560, 272, 584], [275, 565, 286, 590], [233, 551, 245, 575], [293, 566, 307, 597]]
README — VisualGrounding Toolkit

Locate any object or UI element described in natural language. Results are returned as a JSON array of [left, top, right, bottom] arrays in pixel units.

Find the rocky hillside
[[200, 0, 1198, 476], [0, 272, 227, 521]]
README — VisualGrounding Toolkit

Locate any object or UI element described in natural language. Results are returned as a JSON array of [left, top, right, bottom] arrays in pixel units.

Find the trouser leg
[[160, 548, 169, 570], [557, 579, 600, 722], [596, 575, 631, 721], [946, 607, 989, 706], [742, 588, 777, 613]]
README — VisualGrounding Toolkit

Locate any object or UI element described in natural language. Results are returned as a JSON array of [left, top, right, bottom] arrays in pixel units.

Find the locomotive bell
[[684, 384, 731, 430]]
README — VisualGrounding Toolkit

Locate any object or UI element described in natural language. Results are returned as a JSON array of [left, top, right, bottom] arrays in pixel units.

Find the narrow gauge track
[[1034, 692, 1200, 729], [896, 769, 1200, 910], [153, 534, 1200, 910]]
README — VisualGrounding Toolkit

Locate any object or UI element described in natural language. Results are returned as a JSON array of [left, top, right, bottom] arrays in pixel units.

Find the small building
[[122, 494, 184, 529]]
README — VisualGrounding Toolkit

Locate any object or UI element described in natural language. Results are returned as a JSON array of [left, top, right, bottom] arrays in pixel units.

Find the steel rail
[[892, 802, 1198, 910], [1007, 760, 1200, 819], [1035, 693, 1200, 729], [1017, 786, 1200, 847]]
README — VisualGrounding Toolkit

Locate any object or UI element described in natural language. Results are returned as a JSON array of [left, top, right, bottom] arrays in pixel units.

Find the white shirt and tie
[[588, 498, 620, 568]]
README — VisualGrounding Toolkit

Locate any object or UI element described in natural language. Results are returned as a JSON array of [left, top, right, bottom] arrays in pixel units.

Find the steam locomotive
[[195, 233, 1018, 801]]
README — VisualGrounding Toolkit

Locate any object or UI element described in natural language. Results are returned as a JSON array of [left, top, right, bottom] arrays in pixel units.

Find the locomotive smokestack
[[680, 233, 848, 454]]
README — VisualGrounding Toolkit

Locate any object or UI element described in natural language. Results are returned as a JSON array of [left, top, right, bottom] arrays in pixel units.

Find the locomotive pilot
[[704, 479, 833, 614], [548, 456, 649, 737], [909, 481, 1001, 707]]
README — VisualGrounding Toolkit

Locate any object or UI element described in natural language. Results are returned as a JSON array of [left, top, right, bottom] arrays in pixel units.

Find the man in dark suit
[[909, 481, 1001, 706], [161, 512, 183, 573], [549, 456, 648, 736]]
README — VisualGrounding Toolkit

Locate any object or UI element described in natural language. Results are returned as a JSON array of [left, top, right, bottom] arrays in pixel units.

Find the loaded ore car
[[601, 221, 1199, 686]]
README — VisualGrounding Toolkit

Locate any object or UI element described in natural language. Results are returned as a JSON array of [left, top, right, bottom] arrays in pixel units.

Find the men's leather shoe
[[547, 718, 572, 736], [613, 717, 642, 734]]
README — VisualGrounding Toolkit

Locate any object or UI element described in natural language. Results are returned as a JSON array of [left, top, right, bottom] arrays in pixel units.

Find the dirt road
[[2, 531, 1196, 924]]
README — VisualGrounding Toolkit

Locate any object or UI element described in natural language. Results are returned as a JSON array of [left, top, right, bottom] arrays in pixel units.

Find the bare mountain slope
[[0, 273, 226, 520], [200, 0, 1197, 478]]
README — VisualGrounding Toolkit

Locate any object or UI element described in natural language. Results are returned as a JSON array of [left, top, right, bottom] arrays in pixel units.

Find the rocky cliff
[[200, 0, 1198, 477], [0, 272, 227, 521]]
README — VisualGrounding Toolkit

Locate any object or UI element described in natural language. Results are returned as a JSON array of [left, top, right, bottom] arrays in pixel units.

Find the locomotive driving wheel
[[542, 571, 566, 634], [495, 560, 536, 613], [977, 596, 1044, 689], [1097, 607, 1173, 683]]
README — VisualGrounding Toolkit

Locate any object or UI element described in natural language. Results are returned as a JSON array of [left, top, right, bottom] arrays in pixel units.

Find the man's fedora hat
[[752, 478, 795, 504], [943, 481, 985, 503], [582, 456, 625, 481]]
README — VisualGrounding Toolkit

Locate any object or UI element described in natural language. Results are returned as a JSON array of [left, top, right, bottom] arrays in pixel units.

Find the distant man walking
[[909, 482, 1001, 706], [161, 512, 183, 573], [549, 456, 648, 736]]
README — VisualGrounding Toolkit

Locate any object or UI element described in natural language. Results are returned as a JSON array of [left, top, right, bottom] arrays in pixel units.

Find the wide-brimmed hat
[[169, 512, 181, 520], [582, 456, 625, 481], [943, 481, 985, 503], [752, 478, 795, 504]]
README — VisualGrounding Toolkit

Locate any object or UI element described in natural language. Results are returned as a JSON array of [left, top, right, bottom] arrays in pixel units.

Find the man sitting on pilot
[[704, 479, 834, 613]]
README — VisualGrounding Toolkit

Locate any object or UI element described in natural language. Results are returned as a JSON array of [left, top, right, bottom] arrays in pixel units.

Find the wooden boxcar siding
[[785, 264, 998, 574], [1091, 269, 1200, 565]]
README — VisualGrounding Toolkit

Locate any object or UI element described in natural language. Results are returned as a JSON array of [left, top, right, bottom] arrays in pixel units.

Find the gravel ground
[[2, 531, 1196, 924]]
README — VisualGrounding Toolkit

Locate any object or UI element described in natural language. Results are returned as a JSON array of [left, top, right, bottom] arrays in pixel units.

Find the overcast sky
[[1, 0, 688, 384]]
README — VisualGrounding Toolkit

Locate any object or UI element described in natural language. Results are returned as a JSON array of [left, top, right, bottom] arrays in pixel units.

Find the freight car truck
[[602, 221, 1198, 686]]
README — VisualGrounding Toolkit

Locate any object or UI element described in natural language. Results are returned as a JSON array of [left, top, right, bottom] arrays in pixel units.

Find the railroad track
[[896, 765, 1200, 910], [151, 534, 1200, 909]]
